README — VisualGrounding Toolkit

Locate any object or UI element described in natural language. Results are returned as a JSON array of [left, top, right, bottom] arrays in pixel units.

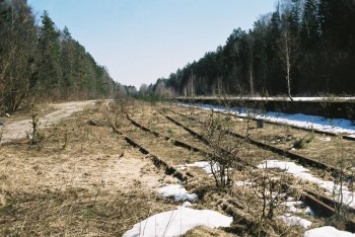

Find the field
[[1, 99, 354, 236]]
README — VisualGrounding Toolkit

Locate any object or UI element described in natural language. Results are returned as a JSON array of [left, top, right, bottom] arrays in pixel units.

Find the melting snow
[[158, 184, 198, 202], [176, 102, 355, 232], [258, 160, 355, 208], [279, 214, 312, 228], [304, 226, 355, 237], [176, 161, 214, 174], [180, 102, 355, 137], [122, 206, 233, 237]]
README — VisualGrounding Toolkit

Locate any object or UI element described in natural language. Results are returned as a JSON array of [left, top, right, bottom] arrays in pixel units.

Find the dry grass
[[0, 184, 171, 236], [0, 100, 337, 236], [0, 100, 179, 236]]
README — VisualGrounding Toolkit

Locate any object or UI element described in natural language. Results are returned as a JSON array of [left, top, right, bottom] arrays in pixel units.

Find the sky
[[27, 0, 277, 89]]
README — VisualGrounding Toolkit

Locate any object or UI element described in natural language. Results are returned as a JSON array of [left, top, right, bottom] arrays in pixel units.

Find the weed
[[293, 132, 314, 149], [167, 128, 174, 136]]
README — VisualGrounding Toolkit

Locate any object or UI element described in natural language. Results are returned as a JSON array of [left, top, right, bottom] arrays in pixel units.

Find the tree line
[[0, 0, 122, 115], [147, 0, 355, 98]]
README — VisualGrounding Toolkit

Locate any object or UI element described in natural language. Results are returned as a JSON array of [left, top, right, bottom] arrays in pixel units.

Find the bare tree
[[277, 0, 300, 101], [0, 0, 37, 114], [204, 108, 241, 188]]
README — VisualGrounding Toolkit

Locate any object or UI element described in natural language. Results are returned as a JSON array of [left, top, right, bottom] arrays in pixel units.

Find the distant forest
[[0, 0, 124, 114], [147, 0, 355, 98]]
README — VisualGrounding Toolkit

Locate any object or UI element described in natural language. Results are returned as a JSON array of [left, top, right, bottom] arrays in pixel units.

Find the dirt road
[[0, 100, 96, 144]]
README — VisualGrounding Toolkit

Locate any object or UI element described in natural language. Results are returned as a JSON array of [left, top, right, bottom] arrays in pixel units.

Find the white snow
[[226, 96, 355, 102], [285, 200, 304, 213], [304, 226, 355, 237], [182, 201, 193, 207], [235, 178, 314, 228], [180, 103, 355, 137], [179, 96, 355, 102], [123, 206, 233, 237], [174, 102, 355, 233], [158, 184, 198, 202], [279, 214, 312, 228], [279, 195, 314, 227], [176, 161, 214, 175], [258, 160, 355, 208]]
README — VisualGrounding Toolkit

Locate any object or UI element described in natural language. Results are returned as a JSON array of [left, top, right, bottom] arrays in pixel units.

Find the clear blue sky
[[28, 0, 277, 89]]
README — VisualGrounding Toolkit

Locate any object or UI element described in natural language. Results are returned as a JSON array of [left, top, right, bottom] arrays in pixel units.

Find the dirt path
[[1, 99, 174, 194], [0, 100, 96, 144]]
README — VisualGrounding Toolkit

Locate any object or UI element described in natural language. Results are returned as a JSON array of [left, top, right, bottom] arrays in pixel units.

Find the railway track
[[123, 110, 355, 231], [111, 122, 192, 182], [177, 102, 355, 141], [170, 105, 355, 171], [164, 107, 351, 179]]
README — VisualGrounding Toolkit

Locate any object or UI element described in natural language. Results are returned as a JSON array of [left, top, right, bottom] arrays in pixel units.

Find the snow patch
[[176, 161, 214, 175], [180, 102, 355, 137], [258, 160, 355, 208], [279, 214, 312, 228], [158, 184, 198, 202], [182, 201, 193, 207], [304, 226, 355, 237], [285, 200, 304, 213], [123, 206, 233, 237]]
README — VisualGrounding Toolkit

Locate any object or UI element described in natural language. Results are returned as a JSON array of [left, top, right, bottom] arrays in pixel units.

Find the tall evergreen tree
[[37, 11, 63, 99], [148, 0, 355, 97]]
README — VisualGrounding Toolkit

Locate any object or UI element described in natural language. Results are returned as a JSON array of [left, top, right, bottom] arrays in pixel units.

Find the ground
[[0, 100, 236, 236], [2, 99, 346, 236]]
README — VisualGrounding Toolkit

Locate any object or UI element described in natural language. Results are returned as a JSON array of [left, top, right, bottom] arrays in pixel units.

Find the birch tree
[[277, 0, 300, 101]]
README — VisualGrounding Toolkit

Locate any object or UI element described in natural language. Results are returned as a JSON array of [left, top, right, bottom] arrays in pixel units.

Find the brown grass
[[0, 100, 179, 236], [0, 99, 334, 236], [0, 185, 171, 236]]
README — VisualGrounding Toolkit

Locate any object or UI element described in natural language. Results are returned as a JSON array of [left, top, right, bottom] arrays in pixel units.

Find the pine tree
[[37, 11, 63, 99]]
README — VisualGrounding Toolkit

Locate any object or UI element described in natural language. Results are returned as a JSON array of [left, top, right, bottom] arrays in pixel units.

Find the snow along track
[[165, 108, 349, 178], [125, 110, 355, 232], [176, 101, 355, 140]]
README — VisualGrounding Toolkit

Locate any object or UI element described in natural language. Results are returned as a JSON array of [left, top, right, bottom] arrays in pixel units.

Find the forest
[[2, 0, 355, 115], [148, 0, 355, 99], [0, 0, 121, 115]]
